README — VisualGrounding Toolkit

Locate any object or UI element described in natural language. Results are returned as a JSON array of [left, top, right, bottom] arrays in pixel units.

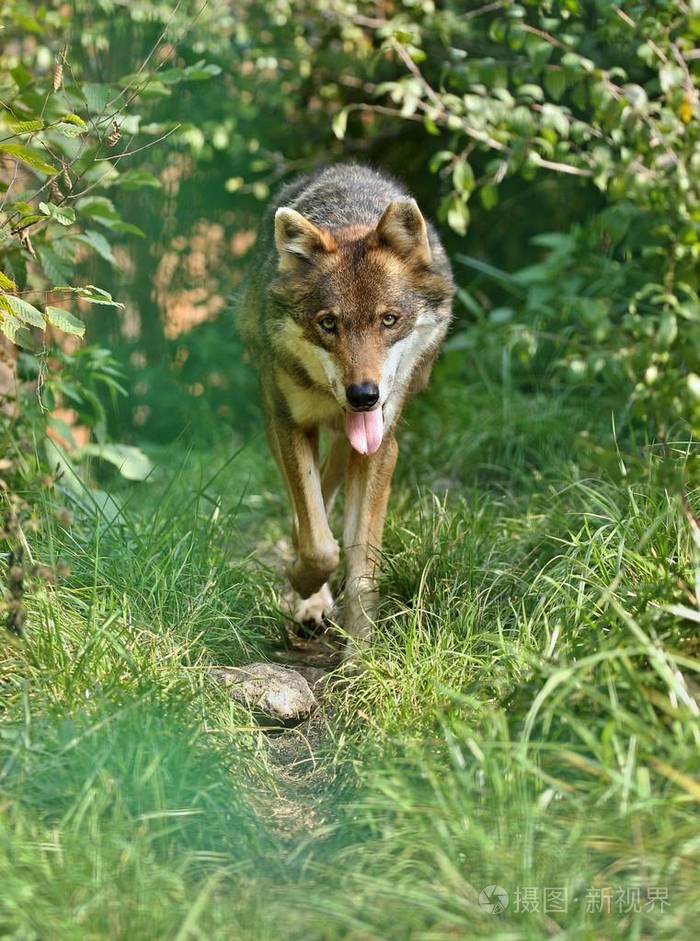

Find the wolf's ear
[[274, 208, 336, 271], [371, 198, 431, 267]]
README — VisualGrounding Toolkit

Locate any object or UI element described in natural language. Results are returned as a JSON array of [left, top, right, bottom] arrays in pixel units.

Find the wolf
[[237, 164, 454, 659]]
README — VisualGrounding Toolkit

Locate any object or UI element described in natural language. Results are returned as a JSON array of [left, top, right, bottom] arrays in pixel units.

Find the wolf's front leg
[[268, 421, 340, 599], [342, 436, 398, 659], [290, 433, 349, 630]]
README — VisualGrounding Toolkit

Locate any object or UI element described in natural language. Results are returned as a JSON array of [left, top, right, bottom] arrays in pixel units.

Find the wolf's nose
[[346, 382, 380, 411]]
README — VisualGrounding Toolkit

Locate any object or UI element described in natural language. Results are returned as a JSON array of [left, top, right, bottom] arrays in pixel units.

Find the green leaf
[[76, 196, 144, 235], [115, 168, 162, 190], [78, 443, 153, 481], [10, 64, 33, 89], [37, 244, 73, 284], [429, 151, 454, 173], [184, 62, 222, 81], [0, 251, 26, 292], [12, 201, 43, 227], [518, 83, 544, 102], [73, 230, 116, 265], [15, 213, 44, 228], [332, 107, 350, 141], [561, 51, 595, 74], [59, 113, 87, 128], [0, 143, 57, 175], [480, 183, 499, 210], [45, 305, 85, 338], [0, 311, 36, 348], [76, 195, 119, 220], [1, 294, 45, 328], [110, 221, 145, 238], [0, 271, 17, 291], [541, 103, 570, 137], [137, 79, 171, 99], [453, 159, 475, 195], [39, 202, 76, 226], [5, 118, 44, 134], [53, 121, 87, 138], [157, 62, 222, 84], [657, 312, 678, 348], [544, 69, 567, 102], [158, 67, 186, 85], [82, 83, 116, 113], [446, 198, 470, 236], [53, 284, 124, 308]]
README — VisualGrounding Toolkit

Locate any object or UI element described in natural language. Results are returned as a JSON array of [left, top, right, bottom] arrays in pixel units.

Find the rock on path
[[210, 663, 317, 727]]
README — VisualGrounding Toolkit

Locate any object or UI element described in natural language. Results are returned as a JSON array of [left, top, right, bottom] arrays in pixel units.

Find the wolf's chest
[[276, 370, 343, 430]]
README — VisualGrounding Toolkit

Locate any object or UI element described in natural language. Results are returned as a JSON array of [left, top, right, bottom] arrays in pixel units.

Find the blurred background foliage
[[1, 0, 699, 451]]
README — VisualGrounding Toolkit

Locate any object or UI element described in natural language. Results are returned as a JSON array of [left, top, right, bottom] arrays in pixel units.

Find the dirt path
[[252, 629, 345, 843]]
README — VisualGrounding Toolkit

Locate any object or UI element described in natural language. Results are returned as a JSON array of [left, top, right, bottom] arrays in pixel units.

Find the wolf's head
[[269, 198, 454, 454]]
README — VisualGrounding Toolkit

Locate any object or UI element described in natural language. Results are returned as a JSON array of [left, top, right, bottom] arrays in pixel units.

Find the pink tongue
[[345, 408, 384, 455]]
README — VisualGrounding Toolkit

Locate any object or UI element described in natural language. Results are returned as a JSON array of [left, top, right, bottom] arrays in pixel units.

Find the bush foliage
[[2, 1, 699, 440]]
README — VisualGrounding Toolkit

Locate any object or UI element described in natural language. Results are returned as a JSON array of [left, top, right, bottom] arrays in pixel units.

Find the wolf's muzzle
[[346, 382, 380, 411]]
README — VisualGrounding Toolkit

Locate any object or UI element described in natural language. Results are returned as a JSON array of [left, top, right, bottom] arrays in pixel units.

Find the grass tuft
[[2, 379, 700, 938]]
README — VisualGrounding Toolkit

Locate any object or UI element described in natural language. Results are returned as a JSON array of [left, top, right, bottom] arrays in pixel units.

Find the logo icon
[[479, 885, 509, 914]]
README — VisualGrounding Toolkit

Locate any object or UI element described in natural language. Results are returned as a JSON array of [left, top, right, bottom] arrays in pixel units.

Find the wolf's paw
[[293, 584, 334, 637], [295, 583, 334, 626]]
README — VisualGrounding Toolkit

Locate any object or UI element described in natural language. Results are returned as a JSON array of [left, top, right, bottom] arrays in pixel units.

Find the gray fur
[[243, 163, 451, 320]]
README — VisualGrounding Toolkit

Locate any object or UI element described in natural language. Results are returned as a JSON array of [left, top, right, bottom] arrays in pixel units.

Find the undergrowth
[[1, 364, 699, 940]]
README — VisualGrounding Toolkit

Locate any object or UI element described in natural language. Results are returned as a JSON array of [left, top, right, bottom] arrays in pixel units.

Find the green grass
[[2, 357, 700, 940]]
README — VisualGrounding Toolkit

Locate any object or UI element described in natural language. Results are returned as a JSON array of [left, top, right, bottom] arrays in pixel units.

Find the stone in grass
[[210, 663, 317, 728]]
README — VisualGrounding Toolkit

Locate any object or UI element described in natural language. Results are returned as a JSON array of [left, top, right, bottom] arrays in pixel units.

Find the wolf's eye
[[318, 315, 337, 333], [381, 312, 398, 328]]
